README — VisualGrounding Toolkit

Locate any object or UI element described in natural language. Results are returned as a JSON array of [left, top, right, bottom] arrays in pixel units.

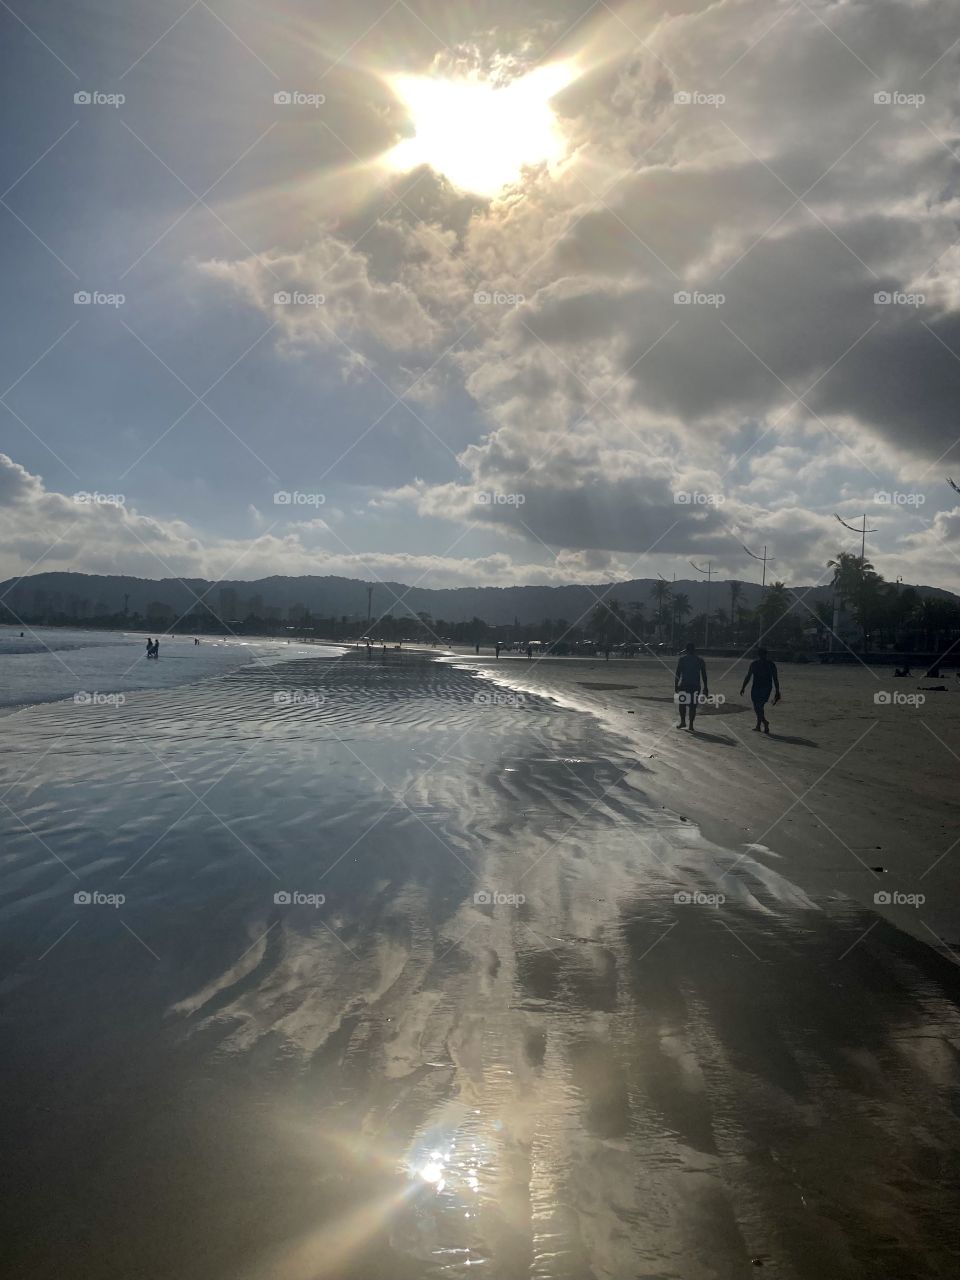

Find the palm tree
[[590, 601, 624, 648], [827, 551, 876, 649], [673, 592, 691, 640], [758, 581, 792, 644], [650, 581, 672, 642], [626, 600, 645, 645]]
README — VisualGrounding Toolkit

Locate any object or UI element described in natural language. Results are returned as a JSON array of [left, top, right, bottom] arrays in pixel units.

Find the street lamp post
[[742, 542, 775, 642]]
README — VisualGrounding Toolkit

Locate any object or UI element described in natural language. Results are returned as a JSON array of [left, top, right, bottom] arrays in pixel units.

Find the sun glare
[[386, 63, 575, 196]]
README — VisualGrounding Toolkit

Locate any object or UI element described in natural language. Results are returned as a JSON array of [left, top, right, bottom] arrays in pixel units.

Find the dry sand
[[455, 651, 960, 951]]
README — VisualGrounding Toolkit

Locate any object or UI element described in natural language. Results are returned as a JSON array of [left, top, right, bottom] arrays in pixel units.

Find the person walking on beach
[[495, 640, 501, 660], [146, 637, 153, 659], [674, 642, 708, 732], [740, 647, 780, 733]]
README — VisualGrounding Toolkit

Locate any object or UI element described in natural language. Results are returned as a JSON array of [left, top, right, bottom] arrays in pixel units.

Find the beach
[[1, 640, 959, 1279]]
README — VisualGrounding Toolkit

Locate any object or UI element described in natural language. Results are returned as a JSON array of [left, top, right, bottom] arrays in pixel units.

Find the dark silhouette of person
[[146, 637, 153, 659], [526, 643, 533, 660], [495, 640, 501, 660], [740, 647, 780, 733], [475, 640, 480, 655], [674, 642, 708, 731]]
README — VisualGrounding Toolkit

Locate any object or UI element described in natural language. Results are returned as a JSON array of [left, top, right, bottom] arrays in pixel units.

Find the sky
[[1, 0, 959, 593]]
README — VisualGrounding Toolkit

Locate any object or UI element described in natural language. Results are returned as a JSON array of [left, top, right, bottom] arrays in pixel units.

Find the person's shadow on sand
[[684, 729, 739, 747], [765, 733, 818, 748]]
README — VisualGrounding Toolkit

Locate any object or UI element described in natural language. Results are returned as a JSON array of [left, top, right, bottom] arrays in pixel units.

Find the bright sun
[[386, 63, 575, 196]]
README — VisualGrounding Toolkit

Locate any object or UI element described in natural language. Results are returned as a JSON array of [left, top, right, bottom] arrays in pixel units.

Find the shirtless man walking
[[740, 647, 781, 733], [674, 642, 708, 732]]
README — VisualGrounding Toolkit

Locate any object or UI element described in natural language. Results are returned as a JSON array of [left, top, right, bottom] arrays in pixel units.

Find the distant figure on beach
[[894, 664, 911, 677], [495, 640, 501, 660], [740, 647, 780, 733], [674, 642, 708, 732], [194, 637, 199, 645], [146, 637, 153, 659], [475, 641, 480, 655], [526, 643, 533, 660]]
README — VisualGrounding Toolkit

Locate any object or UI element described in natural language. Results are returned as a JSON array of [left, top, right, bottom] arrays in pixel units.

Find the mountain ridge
[[2, 571, 957, 626]]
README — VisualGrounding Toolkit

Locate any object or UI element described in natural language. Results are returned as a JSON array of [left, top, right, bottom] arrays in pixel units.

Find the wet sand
[[1, 649, 959, 1278]]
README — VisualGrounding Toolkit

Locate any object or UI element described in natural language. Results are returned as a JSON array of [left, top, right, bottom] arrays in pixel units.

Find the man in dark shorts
[[674, 642, 708, 732], [740, 647, 780, 733]]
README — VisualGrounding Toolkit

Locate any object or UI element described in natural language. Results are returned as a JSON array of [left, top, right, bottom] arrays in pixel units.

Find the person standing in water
[[674, 642, 708, 732], [740, 647, 780, 733]]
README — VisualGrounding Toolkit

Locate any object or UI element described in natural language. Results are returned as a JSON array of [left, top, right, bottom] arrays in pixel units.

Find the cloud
[[183, 0, 960, 585]]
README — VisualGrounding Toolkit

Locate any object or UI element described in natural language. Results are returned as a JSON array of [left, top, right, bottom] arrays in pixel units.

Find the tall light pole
[[689, 560, 713, 647], [742, 542, 775, 642], [835, 513, 875, 566]]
